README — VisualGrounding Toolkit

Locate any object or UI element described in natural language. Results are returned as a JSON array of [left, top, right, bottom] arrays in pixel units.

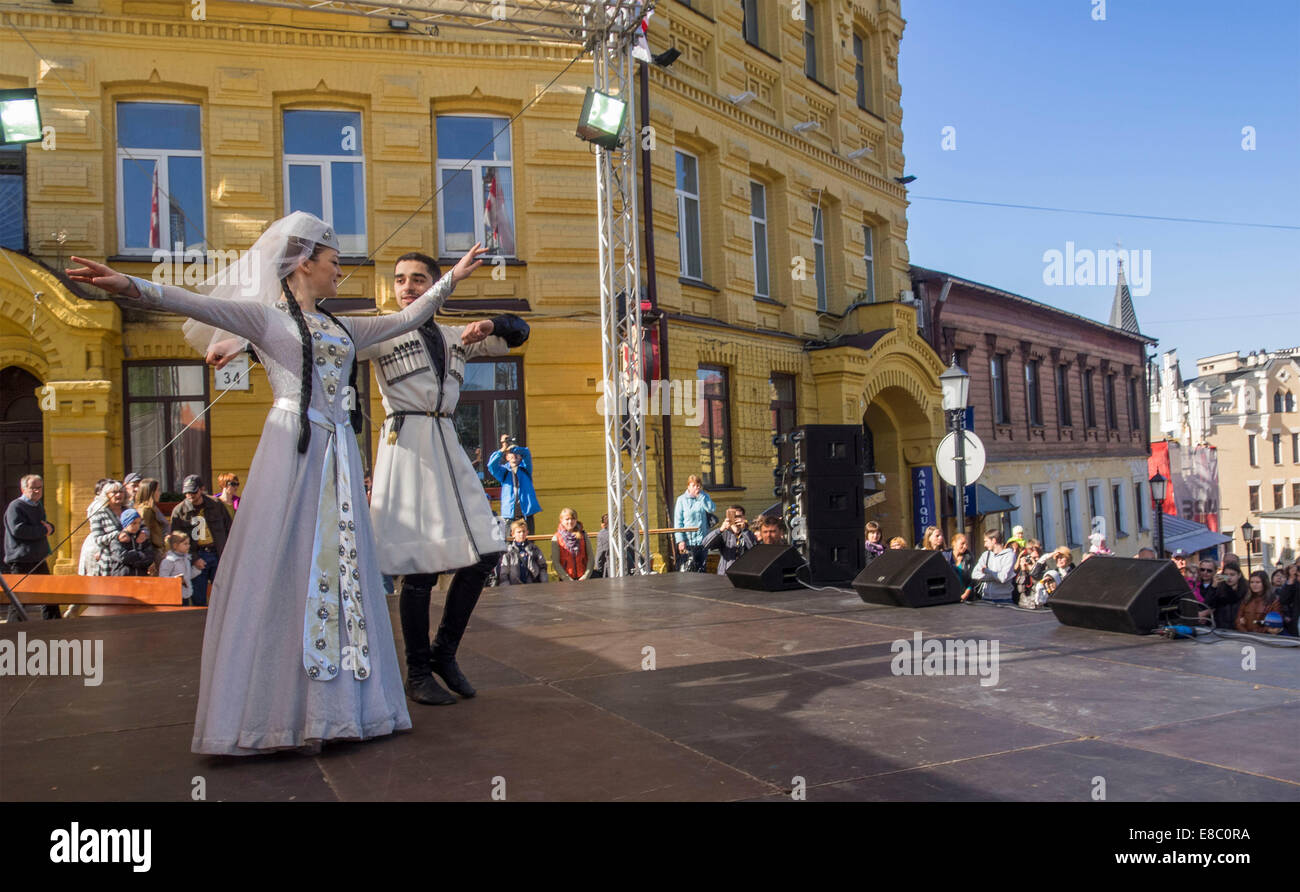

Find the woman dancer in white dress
[[68, 212, 486, 755]]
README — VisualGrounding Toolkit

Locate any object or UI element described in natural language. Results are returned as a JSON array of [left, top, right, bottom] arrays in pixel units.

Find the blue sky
[[898, 0, 1299, 377]]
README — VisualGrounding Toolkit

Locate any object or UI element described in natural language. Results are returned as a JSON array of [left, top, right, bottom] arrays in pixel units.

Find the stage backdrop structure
[[195, 0, 658, 576]]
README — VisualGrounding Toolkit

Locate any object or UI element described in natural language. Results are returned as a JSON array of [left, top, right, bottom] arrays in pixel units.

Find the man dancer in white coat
[[358, 252, 529, 705]]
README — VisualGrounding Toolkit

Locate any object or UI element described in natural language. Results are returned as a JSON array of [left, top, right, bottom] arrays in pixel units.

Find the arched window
[[1274, 391, 1283, 413], [1288, 392, 1296, 413]]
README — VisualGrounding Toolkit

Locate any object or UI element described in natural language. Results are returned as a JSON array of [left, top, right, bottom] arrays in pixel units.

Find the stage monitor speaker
[[1048, 557, 1189, 635], [793, 425, 864, 478], [852, 549, 961, 608], [726, 544, 805, 592], [806, 529, 866, 585]]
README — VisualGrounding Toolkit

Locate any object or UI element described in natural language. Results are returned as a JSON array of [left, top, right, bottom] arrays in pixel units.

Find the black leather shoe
[[405, 673, 457, 706], [431, 658, 476, 699]]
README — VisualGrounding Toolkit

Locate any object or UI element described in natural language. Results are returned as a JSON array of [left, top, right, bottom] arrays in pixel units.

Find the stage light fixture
[[576, 87, 627, 150], [388, 18, 411, 29], [846, 146, 873, 159], [792, 120, 820, 133], [727, 90, 757, 105], [0, 89, 43, 145]]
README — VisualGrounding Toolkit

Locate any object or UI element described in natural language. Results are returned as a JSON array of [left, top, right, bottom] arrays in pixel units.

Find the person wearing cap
[[168, 475, 231, 606], [1169, 548, 1194, 589], [118, 508, 155, 576], [1007, 525, 1027, 553], [122, 471, 143, 508]]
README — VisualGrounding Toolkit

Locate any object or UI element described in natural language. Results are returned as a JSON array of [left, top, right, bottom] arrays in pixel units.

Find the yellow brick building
[[0, 0, 942, 572]]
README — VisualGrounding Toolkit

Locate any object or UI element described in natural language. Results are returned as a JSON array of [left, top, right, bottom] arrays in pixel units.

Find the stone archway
[[1, 365, 43, 507], [0, 249, 120, 570], [862, 383, 934, 540]]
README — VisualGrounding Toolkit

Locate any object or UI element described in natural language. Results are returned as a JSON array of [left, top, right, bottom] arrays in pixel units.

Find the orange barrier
[[1, 574, 199, 616]]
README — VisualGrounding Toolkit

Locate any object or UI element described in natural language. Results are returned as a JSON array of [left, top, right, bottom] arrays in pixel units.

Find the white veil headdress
[[182, 211, 341, 355]]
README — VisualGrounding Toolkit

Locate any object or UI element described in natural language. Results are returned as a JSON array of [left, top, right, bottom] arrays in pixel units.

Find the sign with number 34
[[214, 355, 250, 391]]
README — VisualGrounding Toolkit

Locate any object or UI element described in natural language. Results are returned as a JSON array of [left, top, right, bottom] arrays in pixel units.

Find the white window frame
[[1032, 485, 1053, 549], [998, 485, 1022, 535], [436, 113, 516, 259], [1273, 431, 1283, 464], [1110, 478, 1128, 539], [1087, 480, 1104, 538], [1133, 477, 1149, 531], [283, 109, 367, 255], [675, 150, 703, 281], [1061, 484, 1080, 547], [115, 100, 204, 257], [750, 181, 770, 298], [862, 224, 875, 303], [1248, 433, 1258, 466], [812, 205, 827, 312]]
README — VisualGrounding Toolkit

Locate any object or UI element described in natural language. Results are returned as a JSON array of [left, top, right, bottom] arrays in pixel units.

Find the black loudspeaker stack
[[851, 549, 962, 608], [1048, 557, 1191, 635], [775, 424, 866, 586]]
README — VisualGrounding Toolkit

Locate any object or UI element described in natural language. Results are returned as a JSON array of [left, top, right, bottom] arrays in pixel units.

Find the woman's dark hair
[[281, 240, 363, 453], [1248, 570, 1270, 595]]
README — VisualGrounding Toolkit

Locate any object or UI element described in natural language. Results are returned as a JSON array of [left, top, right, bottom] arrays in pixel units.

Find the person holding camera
[[489, 433, 541, 536], [699, 505, 757, 575]]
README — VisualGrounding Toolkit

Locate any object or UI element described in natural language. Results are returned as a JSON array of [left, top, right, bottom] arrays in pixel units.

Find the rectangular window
[[861, 224, 875, 303], [699, 365, 732, 487], [853, 33, 869, 110], [123, 362, 211, 494], [283, 109, 367, 255], [1274, 483, 1285, 509], [991, 354, 1010, 425], [1026, 359, 1042, 426], [1292, 432, 1299, 462], [1088, 484, 1102, 532], [675, 151, 703, 281], [803, 2, 818, 80], [1248, 485, 1260, 513], [1083, 369, 1097, 428], [770, 372, 796, 469], [1033, 490, 1048, 547], [742, 0, 760, 45], [436, 115, 516, 257], [1273, 433, 1283, 464], [1105, 373, 1118, 429], [453, 357, 524, 492], [1134, 479, 1148, 531], [1062, 486, 1079, 546], [0, 145, 26, 252], [1056, 364, 1072, 426], [1248, 434, 1258, 466], [116, 102, 204, 254], [750, 181, 770, 298], [812, 205, 827, 312], [1127, 377, 1140, 431], [1293, 482, 1300, 505], [1112, 482, 1126, 537]]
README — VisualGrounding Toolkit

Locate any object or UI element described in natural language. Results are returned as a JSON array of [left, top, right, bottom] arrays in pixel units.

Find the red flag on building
[[483, 170, 515, 255], [1148, 441, 1177, 516], [148, 167, 160, 249]]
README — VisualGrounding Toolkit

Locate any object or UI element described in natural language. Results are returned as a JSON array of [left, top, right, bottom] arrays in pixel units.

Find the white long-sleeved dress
[[127, 272, 457, 755]]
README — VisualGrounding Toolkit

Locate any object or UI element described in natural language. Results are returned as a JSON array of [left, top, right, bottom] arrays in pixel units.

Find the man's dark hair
[[985, 529, 1004, 545], [759, 515, 784, 531], [395, 252, 442, 279]]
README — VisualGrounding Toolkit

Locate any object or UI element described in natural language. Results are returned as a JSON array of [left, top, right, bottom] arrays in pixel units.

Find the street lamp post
[[939, 358, 971, 542], [1240, 520, 1254, 576], [1149, 472, 1167, 557]]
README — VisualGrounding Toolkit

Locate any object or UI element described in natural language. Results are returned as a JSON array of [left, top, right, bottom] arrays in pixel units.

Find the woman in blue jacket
[[488, 435, 540, 534], [673, 474, 717, 572]]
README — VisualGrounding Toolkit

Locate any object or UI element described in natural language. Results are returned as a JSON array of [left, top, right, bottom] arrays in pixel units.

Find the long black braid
[[281, 277, 315, 454]]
